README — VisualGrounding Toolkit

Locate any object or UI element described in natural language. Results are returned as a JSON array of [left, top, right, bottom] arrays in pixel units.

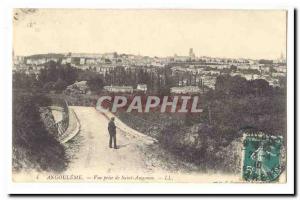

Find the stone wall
[[39, 107, 58, 138]]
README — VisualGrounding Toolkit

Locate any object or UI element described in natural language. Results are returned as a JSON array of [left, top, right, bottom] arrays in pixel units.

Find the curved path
[[13, 106, 239, 183], [64, 106, 239, 183], [66, 106, 163, 176]]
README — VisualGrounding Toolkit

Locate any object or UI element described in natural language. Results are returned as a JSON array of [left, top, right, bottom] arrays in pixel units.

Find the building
[[174, 54, 190, 62], [136, 84, 147, 93], [86, 58, 97, 65], [260, 65, 270, 73], [95, 66, 114, 75], [13, 56, 25, 65], [80, 58, 86, 65], [26, 58, 46, 65], [276, 65, 287, 73], [61, 57, 72, 64], [102, 52, 117, 60], [215, 65, 230, 70], [170, 86, 201, 94], [103, 85, 133, 93], [249, 64, 261, 70], [272, 72, 286, 78], [237, 64, 250, 70], [65, 81, 90, 95], [189, 48, 196, 60]]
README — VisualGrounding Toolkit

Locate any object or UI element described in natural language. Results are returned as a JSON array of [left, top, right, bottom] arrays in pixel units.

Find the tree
[[43, 81, 56, 91], [13, 72, 39, 90], [230, 65, 237, 71], [87, 76, 104, 92], [38, 61, 79, 91], [249, 79, 271, 96], [54, 78, 68, 92], [13, 93, 68, 172]]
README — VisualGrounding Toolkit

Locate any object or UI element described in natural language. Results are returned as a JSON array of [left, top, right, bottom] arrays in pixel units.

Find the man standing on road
[[108, 117, 117, 149]]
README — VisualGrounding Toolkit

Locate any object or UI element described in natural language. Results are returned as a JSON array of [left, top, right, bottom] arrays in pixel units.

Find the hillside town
[[12, 9, 289, 187], [13, 48, 287, 94]]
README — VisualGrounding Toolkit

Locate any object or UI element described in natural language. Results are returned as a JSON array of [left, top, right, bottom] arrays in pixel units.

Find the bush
[[43, 81, 56, 91], [12, 93, 68, 172], [87, 76, 104, 92], [54, 78, 68, 91], [159, 123, 242, 172]]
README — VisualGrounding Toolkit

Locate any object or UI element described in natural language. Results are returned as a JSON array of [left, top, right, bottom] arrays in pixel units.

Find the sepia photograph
[[8, 7, 295, 194]]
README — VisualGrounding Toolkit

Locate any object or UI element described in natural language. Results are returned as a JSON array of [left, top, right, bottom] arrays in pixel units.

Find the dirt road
[[13, 106, 240, 183], [63, 106, 240, 183], [66, 106, 164, 176]]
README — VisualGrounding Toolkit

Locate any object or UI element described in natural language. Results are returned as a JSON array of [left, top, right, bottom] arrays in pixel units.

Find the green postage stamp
[[242, 133, 283, 182]]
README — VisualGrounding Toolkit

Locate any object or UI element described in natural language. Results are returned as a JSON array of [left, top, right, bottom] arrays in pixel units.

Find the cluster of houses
[[103, 84, 147, 94], [13, 49, 287, 90], [64, 81, 204, 95], [170, 86, 203, 94], [64, 81, 147, 95], [102, 84, 206, 95], [170, 61, 286, 89]]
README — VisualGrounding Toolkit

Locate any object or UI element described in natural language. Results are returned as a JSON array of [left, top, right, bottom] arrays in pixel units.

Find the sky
[[13, 9, 287, 60]]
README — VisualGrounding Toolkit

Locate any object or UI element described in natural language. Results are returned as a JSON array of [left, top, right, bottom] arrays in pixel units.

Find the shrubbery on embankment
[[116, 76, 286, 173], [13, 93, 68, 172]]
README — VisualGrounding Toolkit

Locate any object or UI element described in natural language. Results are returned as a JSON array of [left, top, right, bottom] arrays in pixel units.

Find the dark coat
[[108, 121, 116, 135]]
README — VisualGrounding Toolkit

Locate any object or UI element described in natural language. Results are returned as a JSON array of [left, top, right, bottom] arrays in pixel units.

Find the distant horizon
[[14, 51, 285, 61], [13, 9, 287, 60]]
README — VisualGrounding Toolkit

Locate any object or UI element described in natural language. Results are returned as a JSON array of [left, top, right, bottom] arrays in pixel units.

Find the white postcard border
[[0, 0, 295, 195]]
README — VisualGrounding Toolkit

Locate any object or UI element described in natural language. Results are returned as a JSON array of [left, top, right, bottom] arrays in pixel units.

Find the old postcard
[[11, 8, 292, 193]]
